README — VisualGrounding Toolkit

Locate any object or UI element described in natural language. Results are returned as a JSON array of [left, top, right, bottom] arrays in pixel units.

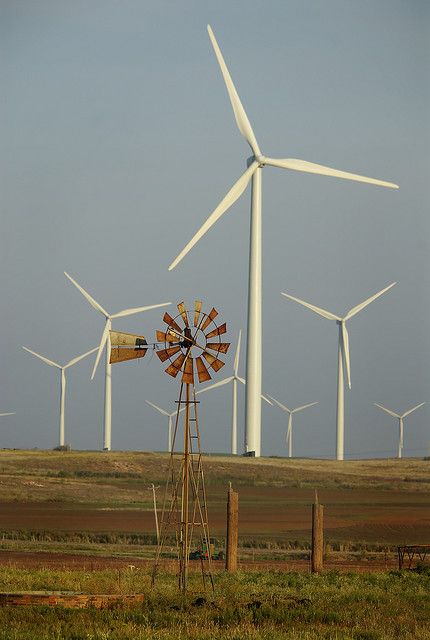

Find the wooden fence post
[[226, 482, 238, 572], [311, 490, 324, 573]]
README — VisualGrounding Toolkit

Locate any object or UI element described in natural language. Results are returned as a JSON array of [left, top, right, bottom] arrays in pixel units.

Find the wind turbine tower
[[169, 25, 398, 457], [65, 272, 170, 451], [374, 402, 425, 458], [22, 346, 97, 448], [268, 396, 318, 458], [282, 283, 396, 460]]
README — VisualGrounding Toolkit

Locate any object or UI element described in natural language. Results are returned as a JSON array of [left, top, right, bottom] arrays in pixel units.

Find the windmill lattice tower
[[152, 301, 230, 593]]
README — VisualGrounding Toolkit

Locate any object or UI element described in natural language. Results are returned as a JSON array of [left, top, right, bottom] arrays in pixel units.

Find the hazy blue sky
[[2, 1, 429, 458]]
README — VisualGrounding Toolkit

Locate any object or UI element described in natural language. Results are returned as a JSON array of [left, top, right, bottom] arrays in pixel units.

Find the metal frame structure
[[152, 301, 230, 592]]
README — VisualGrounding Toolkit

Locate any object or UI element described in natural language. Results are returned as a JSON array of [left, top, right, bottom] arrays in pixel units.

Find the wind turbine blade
[[267, 395, 291, 414], [233, 330, 242, 376], [64, 272, 108, 317], [0, 413, 15, 417], [111, 302, 171, 319], [64, 347, 98, 369], [374, 403, 400, 418], [264, 157, 399, 189], [207, 25, 261, 156], [22, 347, 61, 369], [145, 400, 170, 416], [402, 402, 426, 418], [341, 323, 352, 390], [281, 293, 340, 321], [292, 401, 319, 414], [237, 377, 272, 404], [196, 376, 234, 394], [168, 161, 258, 271], [344, 282, 396, 320], [91, 322, 110, 380]]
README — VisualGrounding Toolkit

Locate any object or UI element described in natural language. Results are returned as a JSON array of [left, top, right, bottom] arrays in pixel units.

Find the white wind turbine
[[268, 396, 318, 458], [196, 330, 271, 455], [0, 413, 15, 418], [281, 282, 396, 461], [145, 400, 186, 453], [22, 346, 97, 448], [374, 402, 425, 459], [168, 25, 398, 458], [65, 272, 170, 451]]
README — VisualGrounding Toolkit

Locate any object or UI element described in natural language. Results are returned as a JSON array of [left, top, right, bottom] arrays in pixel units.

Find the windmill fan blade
[[207, 25, 261, 156], [201, 307, 219, 331], [206, 342, 230, 354], [91, 322, 110, 379], [168, 161, 259, 271], [156, 330, 178, 344], [177, 302, 189, 327], [402, 402, 426, 418], [292, 401, 319, 414], [281, 293, 340, 321], [64, 272, 109, 317], [196, 356, 211, 383], [205, 322, 227, 339], [194, 300, 203, 327], [264, 158, 399, 189], [146, 400, 170, 416], [341, 323, 352, 389], [374, 403, 400, 418], [110, 347, 147, 364], [163, 312, 183, 334], [233, 330, 242, 376], [202, 351, 225, 372], [156, 346, 182, 363], [165, 353, 186, 378], [22, 347, 61, 369], [182, 357, 194, 384], [344, 282, 396, 320], [65, 347, 98, 369]]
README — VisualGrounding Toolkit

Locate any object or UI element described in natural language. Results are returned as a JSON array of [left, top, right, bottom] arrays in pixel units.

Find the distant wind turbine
[[374, 401, 425, 459], [281, 282, 396, 461], [145, 400, 185, 453], [168, 25, 398, 458], [268, 396, 318, 458], [22, 346, 97, 448], [0, 413, 15, 418], [196, 330, 271, 454], [65, 272, 170, 451]]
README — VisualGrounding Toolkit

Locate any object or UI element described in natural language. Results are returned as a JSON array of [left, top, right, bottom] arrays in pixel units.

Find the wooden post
[[311, 490, 324, 573], [226, 482, 238, 572]]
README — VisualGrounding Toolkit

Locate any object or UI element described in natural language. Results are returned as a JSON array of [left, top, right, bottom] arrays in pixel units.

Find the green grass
[[0, 568, 428, 639]]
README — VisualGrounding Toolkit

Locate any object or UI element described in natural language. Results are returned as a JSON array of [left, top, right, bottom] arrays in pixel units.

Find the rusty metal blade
[[164, 353, 186, 377], [194, 300, 203, 327], [196, 356, 211, 383], [205, 322, 227, 339], [206, 342, 230, 354], [177, 302, 189, 327], [163, 312, 182, 334], [202, 351, 225, 372], [156, 345, 182, 363], [156, 330, 179, 343], [110, 331, 147, 348], [110, 347, 147, 364], [182, 356, 194, 384], [201, 307, 218, 331]]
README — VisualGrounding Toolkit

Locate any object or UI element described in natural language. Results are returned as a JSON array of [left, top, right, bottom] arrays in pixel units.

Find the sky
[[1, 0, 429, 458]]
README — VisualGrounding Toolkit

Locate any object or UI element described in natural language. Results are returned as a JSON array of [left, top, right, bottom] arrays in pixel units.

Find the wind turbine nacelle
[[109, 331, 148, 364]]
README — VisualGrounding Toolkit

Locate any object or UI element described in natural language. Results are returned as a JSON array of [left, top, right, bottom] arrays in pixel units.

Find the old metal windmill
[[152, 301, 230, 592]]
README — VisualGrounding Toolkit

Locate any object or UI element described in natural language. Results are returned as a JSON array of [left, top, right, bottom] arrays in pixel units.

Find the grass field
[[0, 451, 428, 638], [0, 567, 428, 639]]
